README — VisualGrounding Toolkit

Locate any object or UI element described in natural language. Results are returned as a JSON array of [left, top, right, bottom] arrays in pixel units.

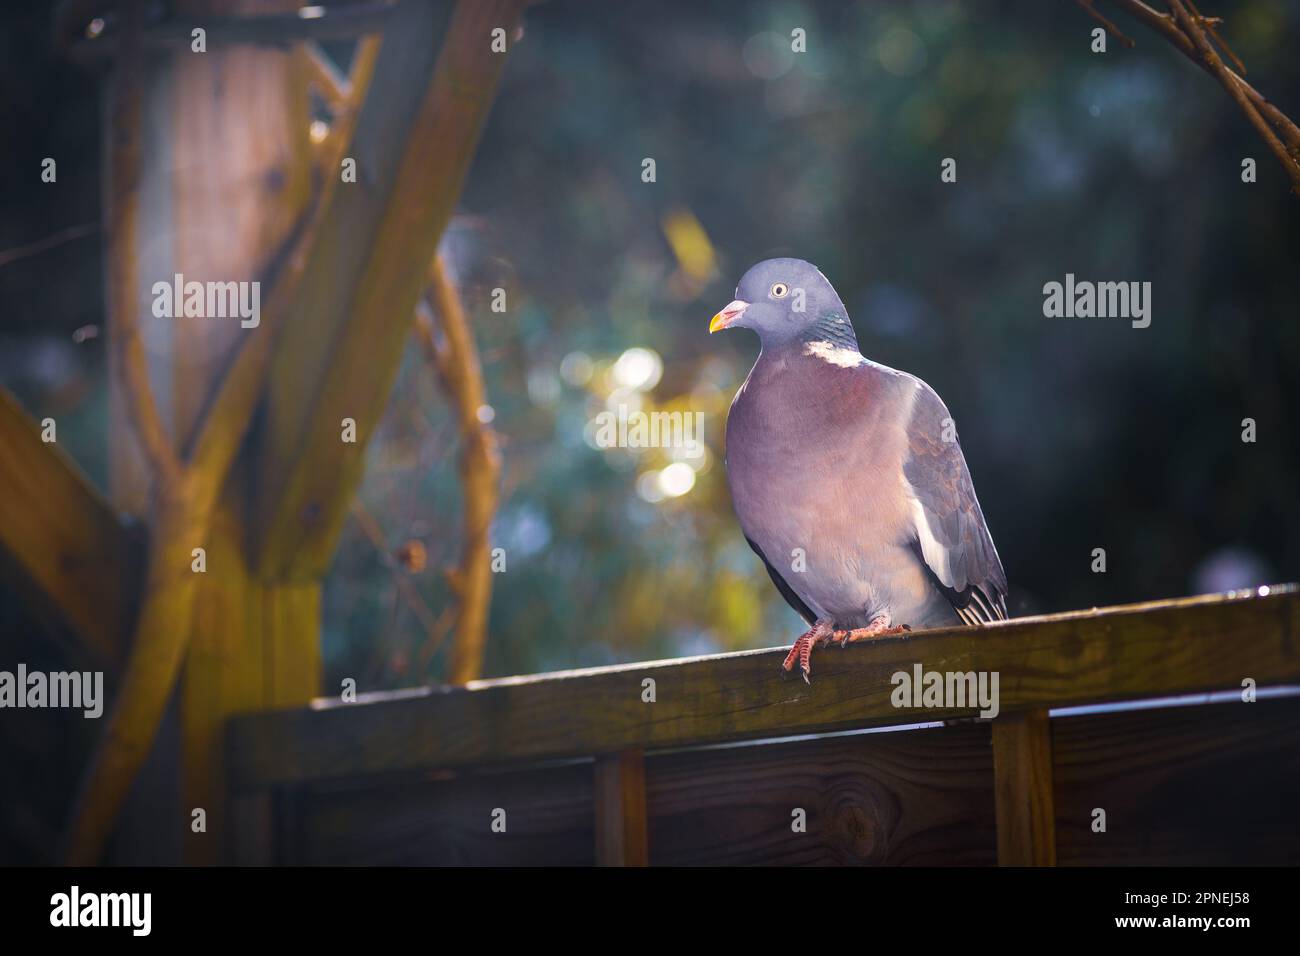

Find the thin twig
[[414, 255, 501, 684], [1164, 0, 1300, 193], [351, 499, 455, 663], [1074, 0, 1136, 48], [0, 221, 99, 269], [1184, 0, 1245, 76], [1099, 0, 1300, 160]]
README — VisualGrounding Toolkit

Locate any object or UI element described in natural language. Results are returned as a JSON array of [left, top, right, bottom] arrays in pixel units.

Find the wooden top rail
[[226, 587, 1299, 792]]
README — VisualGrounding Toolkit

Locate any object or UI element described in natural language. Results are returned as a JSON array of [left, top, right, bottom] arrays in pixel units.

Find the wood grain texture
[[1053, 697, 1300, 865], [167, 15, 312, 448], [161, 2, 317, 865], [228, 589, 1300, 790], [181, 502, 322, 864], [0, 388, 140, 669], [594, 749, 648, 866], [647, 724, 996, 866], [288, 763, 594, 865], [992, 709, 1056, 865]]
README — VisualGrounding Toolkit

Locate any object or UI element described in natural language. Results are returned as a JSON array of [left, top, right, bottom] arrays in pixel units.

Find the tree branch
[[0, 221, 99, 269], [1096, 0, 1300, 191], [414, 256, 502, 684], [1184, 0, 1245, 76], [1164, 0, 1300, 193], [350, 500, 456, 672], [1074, 0, 1135, 49]]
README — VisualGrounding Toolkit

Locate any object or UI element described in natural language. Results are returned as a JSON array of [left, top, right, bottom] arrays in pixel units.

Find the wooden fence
[[226, 587, 1300, 865]]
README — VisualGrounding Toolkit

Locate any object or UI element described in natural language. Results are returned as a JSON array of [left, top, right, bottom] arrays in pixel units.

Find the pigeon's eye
[[770, 282, 789, 298]]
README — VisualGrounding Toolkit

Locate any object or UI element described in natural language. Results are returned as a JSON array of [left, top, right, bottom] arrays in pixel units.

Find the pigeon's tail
[[952, 585, 1008, 625], [911, 541, 1009, 626]]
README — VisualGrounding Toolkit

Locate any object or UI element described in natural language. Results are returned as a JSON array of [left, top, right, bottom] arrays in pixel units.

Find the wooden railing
[[226, 587, 1300, 865]]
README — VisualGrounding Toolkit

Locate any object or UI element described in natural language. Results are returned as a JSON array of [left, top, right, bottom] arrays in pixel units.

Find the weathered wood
[[594, 749, 648, 866], [167, 25, 312, 448], [137, 0, 316, 866], [647, 724, 996, 866], [227, 588, 1300, 790], [181, 506, 322, 864], [229, 793, 272, 867], [0, 389, 140, 668], [1054, 696, 1300, 865], [87, 0, 318, 865], [288, 764, 595, 865], [992, 709, 1056, 865], [263, 580, 323, 709], [251, 0, 528, 582]]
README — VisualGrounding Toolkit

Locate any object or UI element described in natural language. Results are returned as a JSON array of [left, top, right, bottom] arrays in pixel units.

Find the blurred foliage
[[326, 0, 1300, 685], [3, 1, 1299, 700]]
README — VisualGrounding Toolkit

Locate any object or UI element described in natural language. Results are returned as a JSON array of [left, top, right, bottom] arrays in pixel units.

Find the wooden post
[[594, 749, 649, 866], [991, 708, 1057, 866], [102, 0, 317, 864]]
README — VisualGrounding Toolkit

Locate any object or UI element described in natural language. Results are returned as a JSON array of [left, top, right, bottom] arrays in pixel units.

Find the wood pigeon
[[710, 258, 1008, 681]]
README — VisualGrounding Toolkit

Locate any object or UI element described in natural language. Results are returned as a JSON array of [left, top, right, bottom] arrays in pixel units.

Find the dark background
[[2, 0, 1298, 861]]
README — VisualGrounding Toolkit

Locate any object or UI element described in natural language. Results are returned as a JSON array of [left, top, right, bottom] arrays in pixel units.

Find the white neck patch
[[802, 340, 865, 368]]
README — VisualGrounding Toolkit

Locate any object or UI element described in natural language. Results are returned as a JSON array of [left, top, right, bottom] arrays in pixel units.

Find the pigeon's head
[[708, 257, 852, 348]]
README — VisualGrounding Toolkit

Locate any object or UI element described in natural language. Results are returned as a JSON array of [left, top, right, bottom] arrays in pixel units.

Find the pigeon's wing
[[901, 380, 1008, 624], [745, 535, 818, 626]]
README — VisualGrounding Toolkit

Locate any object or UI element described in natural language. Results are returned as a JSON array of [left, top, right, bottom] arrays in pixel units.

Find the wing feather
[[902, 381, 1008, 623]]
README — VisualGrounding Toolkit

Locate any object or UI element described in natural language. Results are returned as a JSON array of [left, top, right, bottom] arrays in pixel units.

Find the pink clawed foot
[[781, 620, 835, 684], [833, 615, 912, 648]]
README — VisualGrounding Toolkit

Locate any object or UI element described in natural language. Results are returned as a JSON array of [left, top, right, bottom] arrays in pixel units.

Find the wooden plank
[[1054, 696, 1300, 865], [228, 793, 272, 867], [287, 764, 594, 865], [158, 2, 318, 866], [647, 724, 996, 865], [180, 502, 322, 864], [0, 388, 140, 669], [251, 0, 528, 581], [227, 589, 1300, 790], [992, 709, 1056, 865], [263, 579, 322, 708], [594, 750, 648, 866]]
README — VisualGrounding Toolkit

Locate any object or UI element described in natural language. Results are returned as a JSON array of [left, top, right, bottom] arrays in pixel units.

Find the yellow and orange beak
[[709, 299, 749, 333]]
